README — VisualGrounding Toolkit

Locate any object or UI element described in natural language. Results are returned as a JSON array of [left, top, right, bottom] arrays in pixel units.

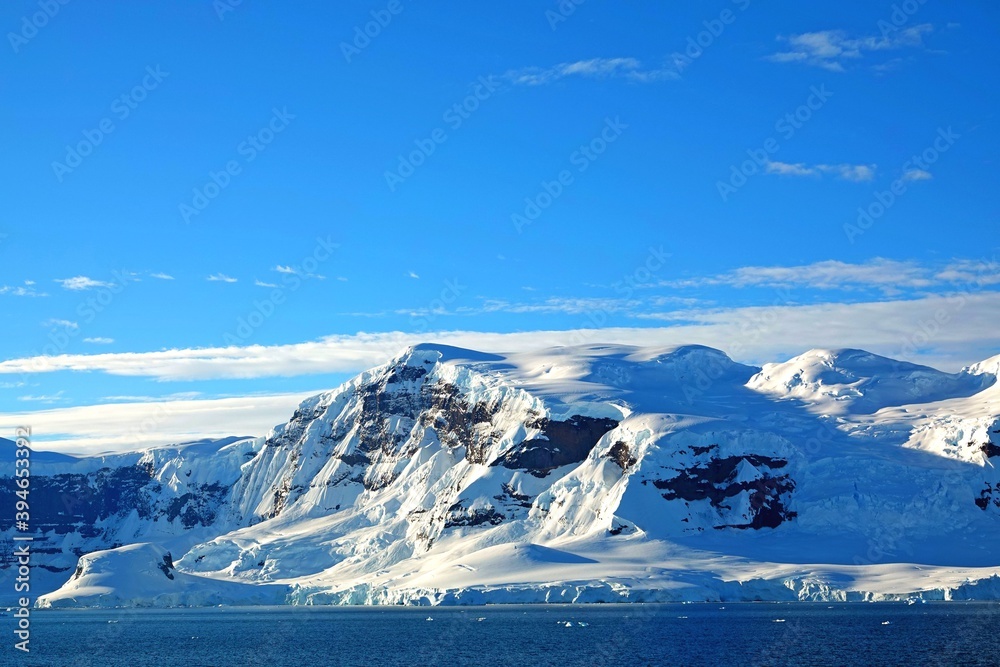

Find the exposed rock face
[[0, 437, 257, 592], [607, 441, 637, 470], [0, 465, 158, 536], [975, 483, 1000, 511], [650, 448, 797, 529], [496, 415, 620, 476], [0, 466, 233, 545], [975, 438, 1000, 459]]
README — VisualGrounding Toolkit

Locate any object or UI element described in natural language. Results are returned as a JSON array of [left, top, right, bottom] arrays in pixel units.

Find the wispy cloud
[[274, 264, 324, 280], [390, 296, 641, 319], [149, 272, 175, 280], [18, 391, 65, 404], [661, 258, 997, 292], [506, 57, 678, 85], [902, 168, 933, 181], [1, 289, 998, 384], [1, 282, 48, 297], [408, 271, 420, 279], [83, 337, 115, 344], [934, 259, 1000, 285], [101, 391, 202, 402], [207, 273, 238, 283], [0, 392, 316, 455], [43, 318, 79, 331], [55, 276, 113, 291], [766, 24, 933, 71], [476, 297, 638, 316], [766, 160, 876, 182], [254, 279, 279, 288]]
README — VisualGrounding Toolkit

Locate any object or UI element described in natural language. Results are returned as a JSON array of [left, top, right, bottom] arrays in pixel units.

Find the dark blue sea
[[5, 602, 1000, 666]]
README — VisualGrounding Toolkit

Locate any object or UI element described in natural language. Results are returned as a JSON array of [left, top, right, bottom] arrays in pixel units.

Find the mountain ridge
[[3, 343, 998, 607]]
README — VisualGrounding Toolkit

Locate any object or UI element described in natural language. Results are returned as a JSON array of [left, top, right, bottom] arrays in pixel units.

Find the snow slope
[[25, 343, 1000, 607]]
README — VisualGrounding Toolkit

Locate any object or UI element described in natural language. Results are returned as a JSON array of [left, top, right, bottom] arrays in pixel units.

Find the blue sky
[[1, 0, 998, 451]]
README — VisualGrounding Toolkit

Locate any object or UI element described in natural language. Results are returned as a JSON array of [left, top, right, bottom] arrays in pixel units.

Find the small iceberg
[[425, 617, 433, 622], [773, 619, 786, 623], [882, 621, 891, 625]]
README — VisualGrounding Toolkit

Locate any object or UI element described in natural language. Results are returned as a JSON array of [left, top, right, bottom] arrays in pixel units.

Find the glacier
[[4, 342, 1000, 607]]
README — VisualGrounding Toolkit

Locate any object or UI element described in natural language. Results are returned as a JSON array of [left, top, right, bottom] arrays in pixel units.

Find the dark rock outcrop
[[496, 415, 619, 477], [648, 449, 796, 530]]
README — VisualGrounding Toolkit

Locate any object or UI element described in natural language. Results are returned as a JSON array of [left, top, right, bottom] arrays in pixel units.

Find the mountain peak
[[392, 343, 506, 367], [747, 347, 986, 414], [965, 353, 1000, 379]]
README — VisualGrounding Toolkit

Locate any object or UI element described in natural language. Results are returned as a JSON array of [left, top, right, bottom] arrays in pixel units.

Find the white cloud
[[150, 272, 175, 280], [1, 289, 998, 386], [663, 259, 934, 290], [273, 264, 326, 280], [765, 161, 876, 181], [934, 260, 1000, 285], [273, 264, 324, 280], [902, 168, 933, 181], [661, 258, 1000, 292], [387, 296, 651, 319], [55, 276, 113, 291], [254, 279, 279, 288], [0, 284, 47, 297], [18, 391, 65, 404], [507, 57, 678, 85], [101, 392, 202, 402], [765, 161, 816, 177], [43, 319, 79, 331], [818, 163, 876, 182], [83, 337, 115, 344], [0, 392, 317, 455], [766, 24, 933, 71], [408, 271, 420, 279], [207, 273, 238, 283], [474, 297, 639, 316]]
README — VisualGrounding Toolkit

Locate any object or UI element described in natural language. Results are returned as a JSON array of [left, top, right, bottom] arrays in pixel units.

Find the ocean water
[[8, 602, 1000, 666]]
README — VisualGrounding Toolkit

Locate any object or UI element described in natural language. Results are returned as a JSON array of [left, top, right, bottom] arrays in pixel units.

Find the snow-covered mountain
[[8, 343, 1000, 607]]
